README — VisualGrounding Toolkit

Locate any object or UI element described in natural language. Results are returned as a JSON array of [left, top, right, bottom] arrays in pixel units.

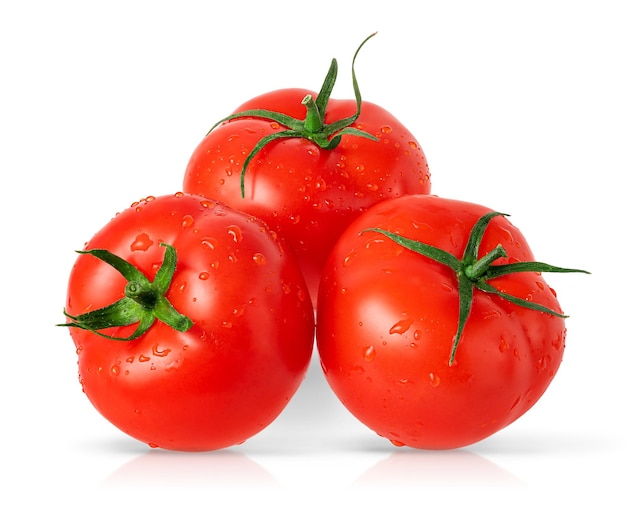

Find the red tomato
[[316, 194, 587, 450], [183, 35, 430, 304], [63, 193, 314, 451]]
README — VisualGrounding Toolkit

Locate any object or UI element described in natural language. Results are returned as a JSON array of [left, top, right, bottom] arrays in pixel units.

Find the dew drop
[[343, 250, 356, 267], [110, 365, 120, 376], [381, 125, 393, 134], [199, 271, 210, 280], [389, 439, 405, 447], [389, 318, 413, 335], [201, 237, 218, 250], [363, 345, 376, 361], [130, 233, 153, 252], [152, 344, 171, 357], [499, 338, 510, 353], [408, 140, 418, 150], [429, 372, 441, 387], [315, 177, 327, 191], [253, 253, 267, 265], [226, 225, 243, 243], [138, 355, 150, 363], [181, 215, 194, 228]]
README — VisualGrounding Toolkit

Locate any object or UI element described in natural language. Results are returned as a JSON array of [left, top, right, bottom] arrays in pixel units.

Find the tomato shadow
[[353, 447, 524, 490], [101, 448, 278, 491]]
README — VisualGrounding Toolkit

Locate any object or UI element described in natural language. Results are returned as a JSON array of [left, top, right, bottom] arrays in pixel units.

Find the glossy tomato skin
[[316, 195, 566, 450], [65, 193, 314, 451], [183, 89, 431, 303]]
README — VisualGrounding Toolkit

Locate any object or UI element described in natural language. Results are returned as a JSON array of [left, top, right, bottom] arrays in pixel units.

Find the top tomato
[[183, 35, 431, 303]]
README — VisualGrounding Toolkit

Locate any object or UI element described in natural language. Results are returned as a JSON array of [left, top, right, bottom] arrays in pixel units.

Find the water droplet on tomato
[[499, 338, 510, 353], [226, 225, 243, 243], [110, 365, 120, 376], [201, 237, 218, 250], [233, 305, 246, 317], [130, 233, 153, 252], [363, 345, 376, 361], [253, 253, 267, 265], [343, 250, 356, 267], [408, 140, 418, 150], [389, 439, 405, 447], [389, 318, 413, 335], [138, 355, 150, 363], [152, 344, 171, 357], [355, 163, 365, 173], [381, 125, 393, 134], [199, 272, 210, 280], [181, 215, 194, 228], [429, 372, 441, 387]]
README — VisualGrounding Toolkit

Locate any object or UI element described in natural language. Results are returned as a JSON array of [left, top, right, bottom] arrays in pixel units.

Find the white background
[[1, 1, 623, 504]]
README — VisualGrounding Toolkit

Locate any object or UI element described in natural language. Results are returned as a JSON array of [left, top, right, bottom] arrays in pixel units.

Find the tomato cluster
[[62, 35, 587, 451]]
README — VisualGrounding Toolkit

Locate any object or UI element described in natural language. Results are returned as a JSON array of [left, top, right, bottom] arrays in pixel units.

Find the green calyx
[[363, 212, 590, 366], [60, 243, 193, 340], [208, 33, 381, 198]]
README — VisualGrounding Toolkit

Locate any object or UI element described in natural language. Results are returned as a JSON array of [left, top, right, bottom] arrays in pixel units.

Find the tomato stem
[[302, 94, 324, 133], [205, 33, 380, 198], [362, 212, 590, 366], [59, 243, 193, 340], [464, 245, 507, 280]]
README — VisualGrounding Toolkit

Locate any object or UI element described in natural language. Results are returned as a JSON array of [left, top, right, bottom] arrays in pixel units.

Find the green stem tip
[[207, 33, 380, 198], [59, 243, 193, 340], [362, 211, 590, 365]]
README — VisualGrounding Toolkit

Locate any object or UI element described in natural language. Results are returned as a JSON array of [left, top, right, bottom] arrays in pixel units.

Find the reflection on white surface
[[355, 448, 523, 489], [102, 449, 278, 489]]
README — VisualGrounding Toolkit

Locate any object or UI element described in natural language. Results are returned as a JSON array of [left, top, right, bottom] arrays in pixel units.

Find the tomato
[[62, 193, 314, 451], [183, 34, 430, 304], [316, 194, 588, 450]]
